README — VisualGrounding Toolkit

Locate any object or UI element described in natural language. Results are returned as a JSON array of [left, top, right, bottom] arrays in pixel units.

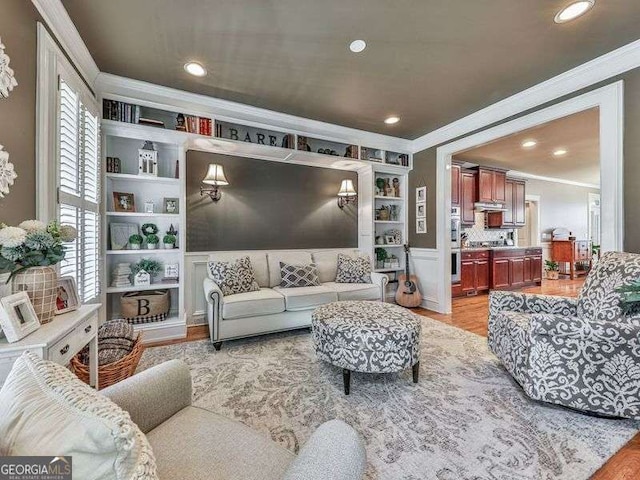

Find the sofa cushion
[[222, 288, 286, 320], [0, 352, 158, 480], [208, 252, 270, 288], [323, 282, 380, 301], [267, 251, 313, 287], [312, 249, 361, 283], [280, 262, 321, 288], [147, 406, 294, 480], [208, 256, 260, 296], [273, 285, 338, 311], [336, 254, 372, 283]]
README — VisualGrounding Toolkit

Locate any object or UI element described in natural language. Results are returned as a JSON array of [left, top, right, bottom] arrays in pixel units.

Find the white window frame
[[36, 23, 101, 304]]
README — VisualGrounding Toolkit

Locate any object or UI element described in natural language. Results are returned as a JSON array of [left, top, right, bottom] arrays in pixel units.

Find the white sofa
[[203, 249, 388, 349]]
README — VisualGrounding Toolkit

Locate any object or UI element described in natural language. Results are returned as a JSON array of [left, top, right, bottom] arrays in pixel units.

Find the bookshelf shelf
[[106, 173, 180, 185], [106, 283, 180, 294]]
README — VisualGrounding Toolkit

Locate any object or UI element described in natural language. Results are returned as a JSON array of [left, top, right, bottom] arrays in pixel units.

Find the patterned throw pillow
[[335, 254, 372, 284], [207, 256, 260, 296], [279, 262, 321, 288]]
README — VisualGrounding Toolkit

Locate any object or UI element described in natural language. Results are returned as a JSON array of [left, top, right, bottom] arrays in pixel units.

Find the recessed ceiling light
[[384, 116, 400, 125], [349, 40, 367, 53], [554, 1, 595, 23], [184, 62, 207, 77], [553, 148, 568, 156], [521, 140, 537, 148]]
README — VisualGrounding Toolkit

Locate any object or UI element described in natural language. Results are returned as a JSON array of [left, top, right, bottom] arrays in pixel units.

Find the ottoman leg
[[343, 369, 351, 395], [412, 362, 420, 383]]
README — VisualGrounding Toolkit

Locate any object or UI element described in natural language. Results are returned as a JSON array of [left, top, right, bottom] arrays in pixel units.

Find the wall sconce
[[337, 179, 357, 208], [200, 164, 229, 202]]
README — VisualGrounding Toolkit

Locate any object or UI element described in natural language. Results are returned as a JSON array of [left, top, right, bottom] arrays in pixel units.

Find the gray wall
[[525, 179, 599, 240], [185, 151, 358, 251], [0, 0, 42, 225], [409, 67, 640, 252]]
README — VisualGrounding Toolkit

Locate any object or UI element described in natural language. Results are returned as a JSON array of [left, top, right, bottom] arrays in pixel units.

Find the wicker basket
[[121, 290, 170, 324], [70, 333, 143, 390]]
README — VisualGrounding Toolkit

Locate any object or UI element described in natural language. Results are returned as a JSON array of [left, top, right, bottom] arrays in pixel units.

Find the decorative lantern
[[138, 141, 158, 177]]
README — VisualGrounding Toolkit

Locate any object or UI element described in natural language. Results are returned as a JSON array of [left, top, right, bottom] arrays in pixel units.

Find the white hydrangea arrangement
[[0, 220, 77, 278]]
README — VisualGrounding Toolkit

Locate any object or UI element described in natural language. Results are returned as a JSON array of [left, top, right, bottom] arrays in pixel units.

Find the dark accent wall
[[185, 151, 358, 251], [409, 67, 640, 253], [0, 0, 42, 225]]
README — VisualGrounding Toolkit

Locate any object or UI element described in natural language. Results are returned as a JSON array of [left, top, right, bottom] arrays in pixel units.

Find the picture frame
[[416, 218, 427, 234], [144, 201, 155, 214], [416, 186, 426, 203], [164, 263, 179, 280], [384, 235, 396, 245], [113, 192, 136, 212], [55, 276, 80, 315], [416, 202, 426, 219], [110, 222, 138, 250], [163, 197, 179, 214], [0, 292, 40, 343]]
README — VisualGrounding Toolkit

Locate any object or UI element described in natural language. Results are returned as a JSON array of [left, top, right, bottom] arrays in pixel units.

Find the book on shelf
[[103, 99, 140, 124], [184, 115, 212, 136]]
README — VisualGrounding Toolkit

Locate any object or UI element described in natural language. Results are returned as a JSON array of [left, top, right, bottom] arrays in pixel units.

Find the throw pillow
[[335, 254, 372, 283], [280, 262, 321, 288], [0, 351, 158, 480], [207, 256, 260, 296]]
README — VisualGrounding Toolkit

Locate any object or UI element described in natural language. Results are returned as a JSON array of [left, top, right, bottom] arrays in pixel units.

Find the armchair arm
[[101, 360, 192, 433], [489, 290, 578, 317], [530, 314, 640, 344], [370, 272, 389, 302], [203, 278, 224, 343], [203, 277, 223, 305], [282, 420, 366, 480]]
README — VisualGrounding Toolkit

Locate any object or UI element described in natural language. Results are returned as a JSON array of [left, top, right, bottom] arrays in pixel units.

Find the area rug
[[138, 317, 640, 479]]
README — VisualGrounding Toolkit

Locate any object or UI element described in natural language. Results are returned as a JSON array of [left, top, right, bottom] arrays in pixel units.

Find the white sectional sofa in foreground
[[203, 249, 388, 348]]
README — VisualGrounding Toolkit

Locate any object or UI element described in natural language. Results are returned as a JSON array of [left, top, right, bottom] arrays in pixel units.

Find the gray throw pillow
[[335, 254, 372, 283], [280, 262, 321, 288], [207, 256, 260, 296]]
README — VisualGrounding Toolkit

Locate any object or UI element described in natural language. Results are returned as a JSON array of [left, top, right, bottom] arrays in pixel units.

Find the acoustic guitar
[[395, 244, 423, 308]]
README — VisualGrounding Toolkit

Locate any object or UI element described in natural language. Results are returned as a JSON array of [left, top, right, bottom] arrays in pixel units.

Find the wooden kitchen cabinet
[[459, 250, 490, 296], [461, 171, 476, 225], [451, 164, 461, 206], [490, 178, 526, 228], [491, 248, 543, 290], [513, 180, 526, 226], [492, 258, 510, 289], [476, 167, 506, 203]]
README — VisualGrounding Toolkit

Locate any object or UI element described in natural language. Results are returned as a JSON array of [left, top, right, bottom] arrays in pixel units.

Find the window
[[56, 77, 100, 303]]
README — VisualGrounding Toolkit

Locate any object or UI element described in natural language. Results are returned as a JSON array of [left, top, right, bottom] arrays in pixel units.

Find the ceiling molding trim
[[411, 38, 640, 152], [31, 0, 100, 88], [506, 170, 600, 190], [96, 73, 413, 152]]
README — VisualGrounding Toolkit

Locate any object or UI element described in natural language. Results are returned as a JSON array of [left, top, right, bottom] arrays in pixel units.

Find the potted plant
[[128, 234, 143, 250], [145, 234, 159, 250], [0, 220, 77, 324], [545, 260, 560, 280], [375, 248, 388, 269], [163, 234, 177, 249], [131, 258, 162, 279]]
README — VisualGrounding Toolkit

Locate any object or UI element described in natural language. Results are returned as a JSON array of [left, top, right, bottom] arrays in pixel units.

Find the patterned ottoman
[[311, 301, 422, 395]]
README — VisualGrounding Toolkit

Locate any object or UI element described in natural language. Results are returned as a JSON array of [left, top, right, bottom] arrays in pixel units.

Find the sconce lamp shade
[[202, 164, 229, 186], [337, 179, 357, 197]]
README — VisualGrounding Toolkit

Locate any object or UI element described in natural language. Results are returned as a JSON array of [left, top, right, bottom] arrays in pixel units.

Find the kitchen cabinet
[[490, 248, 543, 290], [476, 167, 506, 203], [513, 180, 526, 226], [551, 240, 591, 279], [451, 164, 461, 206], [488, 178, 526, 228], [459, 250, 490, 296], [461, 171, 476, 225]]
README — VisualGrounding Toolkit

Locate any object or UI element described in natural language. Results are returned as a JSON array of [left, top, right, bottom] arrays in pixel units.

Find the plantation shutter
[[57, 75, 100, 303]]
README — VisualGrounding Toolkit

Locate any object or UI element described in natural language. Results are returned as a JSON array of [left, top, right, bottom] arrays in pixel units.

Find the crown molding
[[506, 170, 600, 190], [96, 73, 413, 152], [31, 0, 101, 88], [411, 39, 640, 153]]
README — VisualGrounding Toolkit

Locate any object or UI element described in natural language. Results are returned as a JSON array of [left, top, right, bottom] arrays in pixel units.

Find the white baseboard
[[135, 319, 187, 344]]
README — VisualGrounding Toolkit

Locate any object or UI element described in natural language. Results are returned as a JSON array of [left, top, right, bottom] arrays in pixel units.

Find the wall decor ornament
[[0, 144, 17, 198], [0, 38, 18, 98]]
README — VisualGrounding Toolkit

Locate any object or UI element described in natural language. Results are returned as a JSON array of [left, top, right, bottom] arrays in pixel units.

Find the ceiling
[[454, 108, 600, 185], [62, 1, 640, 139]]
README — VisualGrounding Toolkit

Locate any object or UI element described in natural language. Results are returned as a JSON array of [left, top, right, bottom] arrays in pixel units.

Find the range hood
[[474, 202, 507, 212]]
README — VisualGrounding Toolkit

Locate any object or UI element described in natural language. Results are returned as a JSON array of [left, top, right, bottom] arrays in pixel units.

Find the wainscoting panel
[[410, 248, 441, 312], [186, 254, 210, 326]]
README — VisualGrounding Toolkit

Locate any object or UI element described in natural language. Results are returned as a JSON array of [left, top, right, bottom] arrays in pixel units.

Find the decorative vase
[[163, 243, 174, 250], [147, 244, 158, 250], [11, 266, 58, 324], [130, 244, 141, 250], [547, 271, 559, 280]]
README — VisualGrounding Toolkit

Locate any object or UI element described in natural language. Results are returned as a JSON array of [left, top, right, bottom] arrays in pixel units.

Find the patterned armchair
[[488, 251, 640, 419]]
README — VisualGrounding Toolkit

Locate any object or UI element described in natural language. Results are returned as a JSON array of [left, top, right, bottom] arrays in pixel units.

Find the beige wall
[[409, 67, 640, 253], [0, 0, 42, 225]]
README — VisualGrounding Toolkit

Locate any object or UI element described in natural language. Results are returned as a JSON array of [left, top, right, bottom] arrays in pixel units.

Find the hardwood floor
[[149, 278, 639, 479]]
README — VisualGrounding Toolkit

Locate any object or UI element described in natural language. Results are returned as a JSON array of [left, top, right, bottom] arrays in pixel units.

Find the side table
[[0, 304, 101, 388]]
